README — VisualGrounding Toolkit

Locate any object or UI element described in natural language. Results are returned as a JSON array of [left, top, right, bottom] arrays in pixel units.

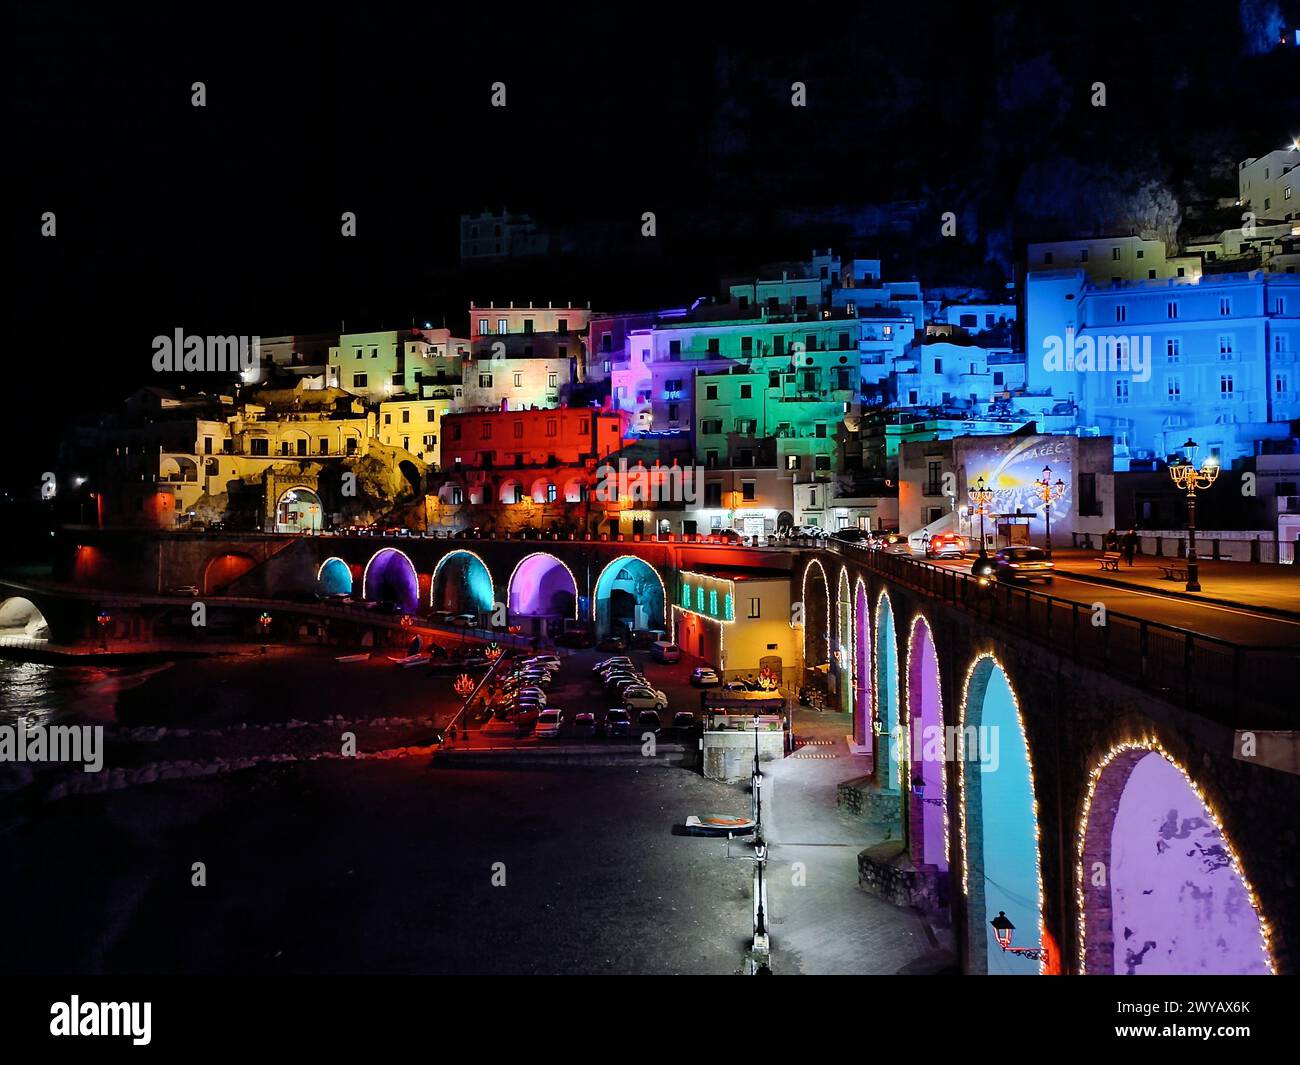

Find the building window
[[401, 409, 410, 423], [384, 413, 392, 425], [524, 319, 535, 335], [1043, 251, 1054, 264], [481, 422, 492, 439], [250, 438, 269, 456], [513, 421, 524, 438], [705, 384, 718, 400], [1115, 379, 1129, 405], [353, 373, 368, 387], [707, 338, 720, 355], [479, 373, 493, 387], [702, 419, 722, 435], [546, 483, 557, 502], [513, 372, 523, 387], [748, 597, 760, 620], [1167, 300, 1178, 319], [1218, 335, 1234, 358], [1220, 375, 1234, 398], [557, 319, 568, 335], [546, 419, 557, 437], [669, 339, 681, 356], [1219, 297, 1232, 316], [1111, 246, 1121, 261], [741, 480, 756, 501], [1166, 338, 1181, 362], [1166, 375, 1181, 402], [740, 383, 752, 399], [1115, 304, 1127, 323], [497, 318, 508, 334], [548, 372, 558, 389]]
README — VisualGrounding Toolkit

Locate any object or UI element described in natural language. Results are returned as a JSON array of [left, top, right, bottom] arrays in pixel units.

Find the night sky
[[8, 3, 1299, 492]]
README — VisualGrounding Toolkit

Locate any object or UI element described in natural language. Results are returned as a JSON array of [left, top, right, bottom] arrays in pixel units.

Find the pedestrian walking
[[1123, 527, 1137, 567]]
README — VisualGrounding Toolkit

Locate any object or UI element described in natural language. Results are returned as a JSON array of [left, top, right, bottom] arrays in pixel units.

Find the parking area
[[470, 644, 717, 745]]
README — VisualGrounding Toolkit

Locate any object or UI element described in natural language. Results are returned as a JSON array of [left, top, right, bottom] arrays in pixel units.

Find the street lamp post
[[967, 475, 994, 551], [989, 911, 1050, 966], [1032, 465, 1066, 556], [1168, 438, 1220, 592]]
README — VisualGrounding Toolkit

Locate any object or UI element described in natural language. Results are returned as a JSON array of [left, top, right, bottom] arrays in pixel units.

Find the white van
[[651, 641, 682, 663]]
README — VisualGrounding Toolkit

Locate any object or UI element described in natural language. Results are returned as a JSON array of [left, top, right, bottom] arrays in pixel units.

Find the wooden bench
[[1159, 564, 1188, 581], [1095, 551, 1122, 571]]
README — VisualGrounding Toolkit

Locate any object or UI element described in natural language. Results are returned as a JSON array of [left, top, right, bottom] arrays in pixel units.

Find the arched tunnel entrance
[[362, 548, 420, 614], [593, 556, 664, 638], [0, 597, 50, 642], [203, 552, 257, 595], [430, 550, 495, 619], [316, 557, 354, 597], [508, 552, 577, 635], [1078, 744, 1273, 975], [961, 653, 1045, 976]]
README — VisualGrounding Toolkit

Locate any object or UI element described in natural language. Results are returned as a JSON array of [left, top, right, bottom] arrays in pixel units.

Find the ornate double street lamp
[[967, 475, 994, 551], [989, 911, 1050, 966], [1168, 437, 1220, 592], [1032, 465, 1066, 556]]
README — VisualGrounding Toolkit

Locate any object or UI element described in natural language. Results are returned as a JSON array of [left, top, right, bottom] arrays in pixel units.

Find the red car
[[925, 532, 967, 559]]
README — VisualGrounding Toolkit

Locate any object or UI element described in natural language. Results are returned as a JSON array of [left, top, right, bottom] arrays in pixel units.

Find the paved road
[[912, 553, 1300, 648]]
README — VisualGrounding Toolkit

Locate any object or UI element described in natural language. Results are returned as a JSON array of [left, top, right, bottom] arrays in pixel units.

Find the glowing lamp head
[[990, 910, 1015, 950]]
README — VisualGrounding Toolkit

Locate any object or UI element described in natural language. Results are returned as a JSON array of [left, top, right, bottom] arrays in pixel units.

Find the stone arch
[[0, 597, 50, 641], [906, 613, 948, 874], [959, 652, 1045, 975], [1077, 741, 1274, 975], [594, 555, 666, 638], [316, 556, 353, 596], [275, 485, 322, 533], [874, 590, 901, 793], [362, 547, 420, 613], [430, 549, 495, 616], [836, 567, 854, 714], [202, 552, 257, 595], [853, 576, 872, 750], [507, 552, 578, 621], [801, 557, 830, 677]]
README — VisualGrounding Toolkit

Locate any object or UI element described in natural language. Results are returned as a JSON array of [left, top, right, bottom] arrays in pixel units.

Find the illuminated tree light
[[1073, 737, 1276, 976], [854, 575, 873, 748], [956, 651, 1046, 976], [874, 590, 899, 779]]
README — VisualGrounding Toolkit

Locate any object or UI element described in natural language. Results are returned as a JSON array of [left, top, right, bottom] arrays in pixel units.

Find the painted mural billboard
[[961, 435, 1075, 539]]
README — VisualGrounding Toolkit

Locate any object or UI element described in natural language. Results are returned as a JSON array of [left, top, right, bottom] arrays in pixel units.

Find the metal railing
[[816, 540, 1296, 722]]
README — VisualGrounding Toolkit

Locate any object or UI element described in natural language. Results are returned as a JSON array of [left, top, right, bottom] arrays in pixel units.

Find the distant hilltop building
[[1238, 144, 1298, 223], [459, 209, 550, 262]]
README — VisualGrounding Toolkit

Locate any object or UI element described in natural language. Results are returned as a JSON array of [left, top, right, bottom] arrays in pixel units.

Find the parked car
[[572, 712, 597, 737], [650, 641, 682, 663], [882, 532, 910, 553], [513, 707, 541, 733], [636, 710, 662, 733], [593, 655, 633, 673], [605, 674, 644, 694], [623, 686, 668, 711], [526, 655, 561, 669], [926, 532, 967, 559], [535, 709, 564, 738], [597, 635, 626, 652], [722, 680, 749, 693], [993, 546, 1055, 584], [833, 528, 870, 544], [169, 585, 200, 597], [672, 711, 697, 733], [603, 708, 631, 737], [691, 667, 721, 687]]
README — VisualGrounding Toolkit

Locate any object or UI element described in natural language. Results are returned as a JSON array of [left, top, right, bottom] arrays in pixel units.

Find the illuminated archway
[[362, 548, 419, 613], [202, 552, 257, 595], [959, 653, 1044, 975], [874, 591, 900, 792], [906, 614, 948, 873], [430, 550, 495, 616], [1077, 742, 1273, 975], [853, 577, 872, 750], [0, 597, 50, 641], [316, 556, 353, 596], [594, 555, 665, 637], [275, 486, 322, 533], [836, 568, 854, 714], [801, 558, 829, 674], [507, 552, 578, 619]]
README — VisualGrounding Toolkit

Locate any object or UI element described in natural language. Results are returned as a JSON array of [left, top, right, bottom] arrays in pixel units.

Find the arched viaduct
[[7, 527, 1296, 975]]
